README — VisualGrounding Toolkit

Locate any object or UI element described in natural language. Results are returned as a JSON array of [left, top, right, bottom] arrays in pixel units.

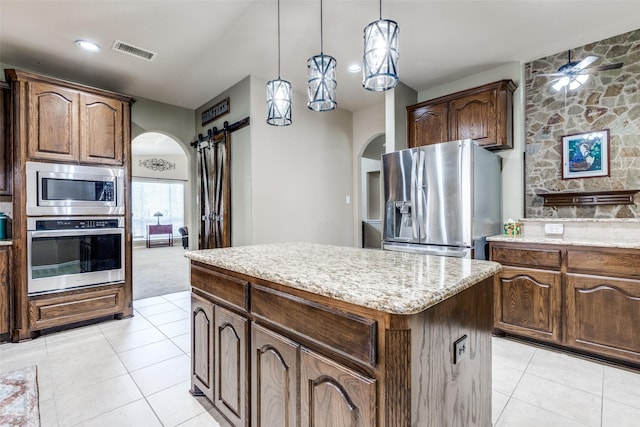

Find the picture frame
[[561, 129, 610, 179]]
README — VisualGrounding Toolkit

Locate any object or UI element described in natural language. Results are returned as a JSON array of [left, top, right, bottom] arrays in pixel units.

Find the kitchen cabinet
[[407, 80, 515, 150], [191, 293, 214, 402], [0, 84, 12, 195], [7, 69, 129, 166], [0, 246, 11, 342], [491, 241, 640, 366], [214, 305, 249, 427], [189, 244, 496, 427]]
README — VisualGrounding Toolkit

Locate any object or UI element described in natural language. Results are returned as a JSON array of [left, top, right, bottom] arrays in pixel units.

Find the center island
[[185, 242, 501, 427]]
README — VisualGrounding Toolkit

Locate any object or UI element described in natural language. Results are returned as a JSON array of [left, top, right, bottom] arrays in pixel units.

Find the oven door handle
[[29, 228, 123, 238]]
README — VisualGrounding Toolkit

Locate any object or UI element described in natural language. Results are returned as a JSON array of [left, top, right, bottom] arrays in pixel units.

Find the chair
[[178, 227, 189, 249]]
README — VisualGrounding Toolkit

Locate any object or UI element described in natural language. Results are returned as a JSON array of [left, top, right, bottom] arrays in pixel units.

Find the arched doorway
[[131, 132, 190, 300], [360, 134, 385, 249]]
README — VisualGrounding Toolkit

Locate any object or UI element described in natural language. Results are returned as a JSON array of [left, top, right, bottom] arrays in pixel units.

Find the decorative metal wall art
[[138, 158, 176, 171]]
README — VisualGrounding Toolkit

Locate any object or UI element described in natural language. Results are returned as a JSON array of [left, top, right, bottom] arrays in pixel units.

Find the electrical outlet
[[453, 335, 468, 364], [544, 223, 564, 235]]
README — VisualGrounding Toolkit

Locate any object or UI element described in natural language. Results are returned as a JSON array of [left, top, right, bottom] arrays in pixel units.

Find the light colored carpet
[[132, 245, 190, 300], [0, 365, 40, 427]]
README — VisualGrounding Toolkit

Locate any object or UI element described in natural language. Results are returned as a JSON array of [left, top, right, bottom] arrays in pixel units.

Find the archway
[[131, 132, 190, 300], [359, 134, 385, 249]]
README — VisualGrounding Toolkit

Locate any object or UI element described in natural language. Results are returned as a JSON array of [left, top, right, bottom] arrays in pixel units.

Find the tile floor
[[1, 291, 639, 426]]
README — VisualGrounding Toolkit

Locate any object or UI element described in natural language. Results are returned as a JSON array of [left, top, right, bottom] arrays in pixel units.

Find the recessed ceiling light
[[348, 63, 362, 73], [75, 40, 101, 52]]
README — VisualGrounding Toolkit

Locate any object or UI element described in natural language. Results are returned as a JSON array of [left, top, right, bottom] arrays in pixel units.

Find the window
[[132, 180, 184, 240]]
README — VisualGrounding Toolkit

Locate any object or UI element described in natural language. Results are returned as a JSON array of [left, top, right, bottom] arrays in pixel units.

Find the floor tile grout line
[[505, 395, 593, 427]]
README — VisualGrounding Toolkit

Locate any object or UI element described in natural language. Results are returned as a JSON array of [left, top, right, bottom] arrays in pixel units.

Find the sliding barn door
[[198, 131, 231, 249]]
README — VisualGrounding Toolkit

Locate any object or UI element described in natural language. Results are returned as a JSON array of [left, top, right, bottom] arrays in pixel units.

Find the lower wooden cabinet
[[494, 266, 561, 343], [251, 324, 298, 427], [491, 241, 640, 366], [214, 305, 249, 427], [565, 273, 640, 362], [191, 294, 214, 401], [300, 347, 376, 427], [0, 246, 11, 341], [251, 324, 377, 427]]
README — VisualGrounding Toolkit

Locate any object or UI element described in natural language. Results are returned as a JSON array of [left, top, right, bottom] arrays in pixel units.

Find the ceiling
[[2, 1, 640, 113]]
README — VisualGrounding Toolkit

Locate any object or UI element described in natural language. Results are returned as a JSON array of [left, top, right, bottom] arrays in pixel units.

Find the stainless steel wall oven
[[27, 217, 125, 295]]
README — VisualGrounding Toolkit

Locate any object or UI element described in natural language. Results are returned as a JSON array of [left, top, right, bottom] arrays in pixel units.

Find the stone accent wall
[[525, 29, 640, 218]]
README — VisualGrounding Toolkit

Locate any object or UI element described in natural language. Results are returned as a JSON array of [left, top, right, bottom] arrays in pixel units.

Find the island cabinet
[[188, 243, 499, 427], [491, 241, 640, 366], [0, 246, 11, 342], [407, 80, 516, 150], [6, 69, 128, 166]]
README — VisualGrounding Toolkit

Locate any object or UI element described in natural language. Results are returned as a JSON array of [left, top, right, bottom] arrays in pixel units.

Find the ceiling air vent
[[112, 40, 157, 61]]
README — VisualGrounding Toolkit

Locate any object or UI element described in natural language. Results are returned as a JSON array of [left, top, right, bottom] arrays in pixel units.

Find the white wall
[[393, 82, 418, 152], [417, 62, 525, 222], [352, 102, 385, 246], [249, 76, 354, 246], [361, 158, 382, 220]]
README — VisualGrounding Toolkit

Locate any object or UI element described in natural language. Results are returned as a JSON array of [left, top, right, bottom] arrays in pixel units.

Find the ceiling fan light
[[576, 74, 589, 85], [568, 79, 581, 90], [362, 18, 399, 91], [552, 76, 570, 91]]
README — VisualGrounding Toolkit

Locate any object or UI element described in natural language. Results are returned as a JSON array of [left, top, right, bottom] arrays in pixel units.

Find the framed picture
[[561, 129, 610, 179]]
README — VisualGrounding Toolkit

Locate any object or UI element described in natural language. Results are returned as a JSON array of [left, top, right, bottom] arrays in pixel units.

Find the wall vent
[[112, 40, 157, 61]]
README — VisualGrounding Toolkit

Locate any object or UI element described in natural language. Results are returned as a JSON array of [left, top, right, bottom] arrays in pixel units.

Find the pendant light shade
[[363, 0, 399, 92], [307, 0, 337, 111], [266, 0, 292, 126], [266, 78, 292, 126]]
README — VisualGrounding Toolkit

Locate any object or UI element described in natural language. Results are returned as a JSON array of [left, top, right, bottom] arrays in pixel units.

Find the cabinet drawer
[[566, 248, 640, 278], [251, 285, 377, 367], [492, 245, 561, 269], [28, 286, 125, 330], [191, 264, 249, 311]]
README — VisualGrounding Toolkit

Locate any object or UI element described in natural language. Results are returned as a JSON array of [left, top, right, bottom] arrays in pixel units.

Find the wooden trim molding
[[536, 190, 639, 207]]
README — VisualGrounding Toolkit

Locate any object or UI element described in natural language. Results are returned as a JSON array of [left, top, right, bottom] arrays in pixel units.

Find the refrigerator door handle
[[416, 150, 426, 239], [410, 151, 419, 239]]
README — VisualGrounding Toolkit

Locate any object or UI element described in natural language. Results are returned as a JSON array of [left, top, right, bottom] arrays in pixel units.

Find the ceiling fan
[[538, 50, 624, 91]]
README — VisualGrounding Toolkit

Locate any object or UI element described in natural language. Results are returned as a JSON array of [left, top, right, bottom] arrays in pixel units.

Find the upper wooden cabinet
[[407, 80, 516, 150], [0, 84, 11, 195], [6, 69, 132, 166]]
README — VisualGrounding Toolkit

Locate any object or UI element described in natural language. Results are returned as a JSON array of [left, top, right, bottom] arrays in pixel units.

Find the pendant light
[[266, 0, 292, 126], [307, 0, 337, 111], [362, 0, 399, 91]]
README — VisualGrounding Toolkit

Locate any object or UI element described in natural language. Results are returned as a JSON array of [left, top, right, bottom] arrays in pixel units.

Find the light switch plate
[[453, 335, 468, 364], [544, 223, 564, 235]]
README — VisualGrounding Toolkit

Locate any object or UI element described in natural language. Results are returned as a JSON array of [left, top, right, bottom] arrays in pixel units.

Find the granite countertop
[[185, 242, 501, 315], [487, 234, 640, 249]]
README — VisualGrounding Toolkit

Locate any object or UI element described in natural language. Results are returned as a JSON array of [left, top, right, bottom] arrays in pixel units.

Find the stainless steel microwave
[[26, 162, 125, 216]]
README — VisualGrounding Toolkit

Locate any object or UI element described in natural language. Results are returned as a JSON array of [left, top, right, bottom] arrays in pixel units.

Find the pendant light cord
[[277, 0, 281, 78], [320, 0, 324, 54], [379, 0, 382, 19]]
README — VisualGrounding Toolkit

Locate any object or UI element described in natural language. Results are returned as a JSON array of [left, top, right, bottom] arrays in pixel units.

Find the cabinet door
[[407, 101, 448, 148], [214, 305, 249, 427], [494, 266, 562, 343], [0, 87, 11, 195], [251, 324, 298, 427], [27, 81, 80, 162], [565, 273, 640, 364], [80, 94, 123, 165], [191, 294, 214, 400], [449, 90, 496, 147], [0, 247, 9, 339], [300, 347, 376, 427]]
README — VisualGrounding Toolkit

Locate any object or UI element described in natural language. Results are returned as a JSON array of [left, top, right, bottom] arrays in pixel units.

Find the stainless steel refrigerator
[[382, 139, 501, 259]]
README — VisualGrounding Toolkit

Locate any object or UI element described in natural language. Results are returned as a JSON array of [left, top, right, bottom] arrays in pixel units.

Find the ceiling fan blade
[[587, 62, 624, 72], [573, 55, 599, 70], [535, 72, 565, 77]]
